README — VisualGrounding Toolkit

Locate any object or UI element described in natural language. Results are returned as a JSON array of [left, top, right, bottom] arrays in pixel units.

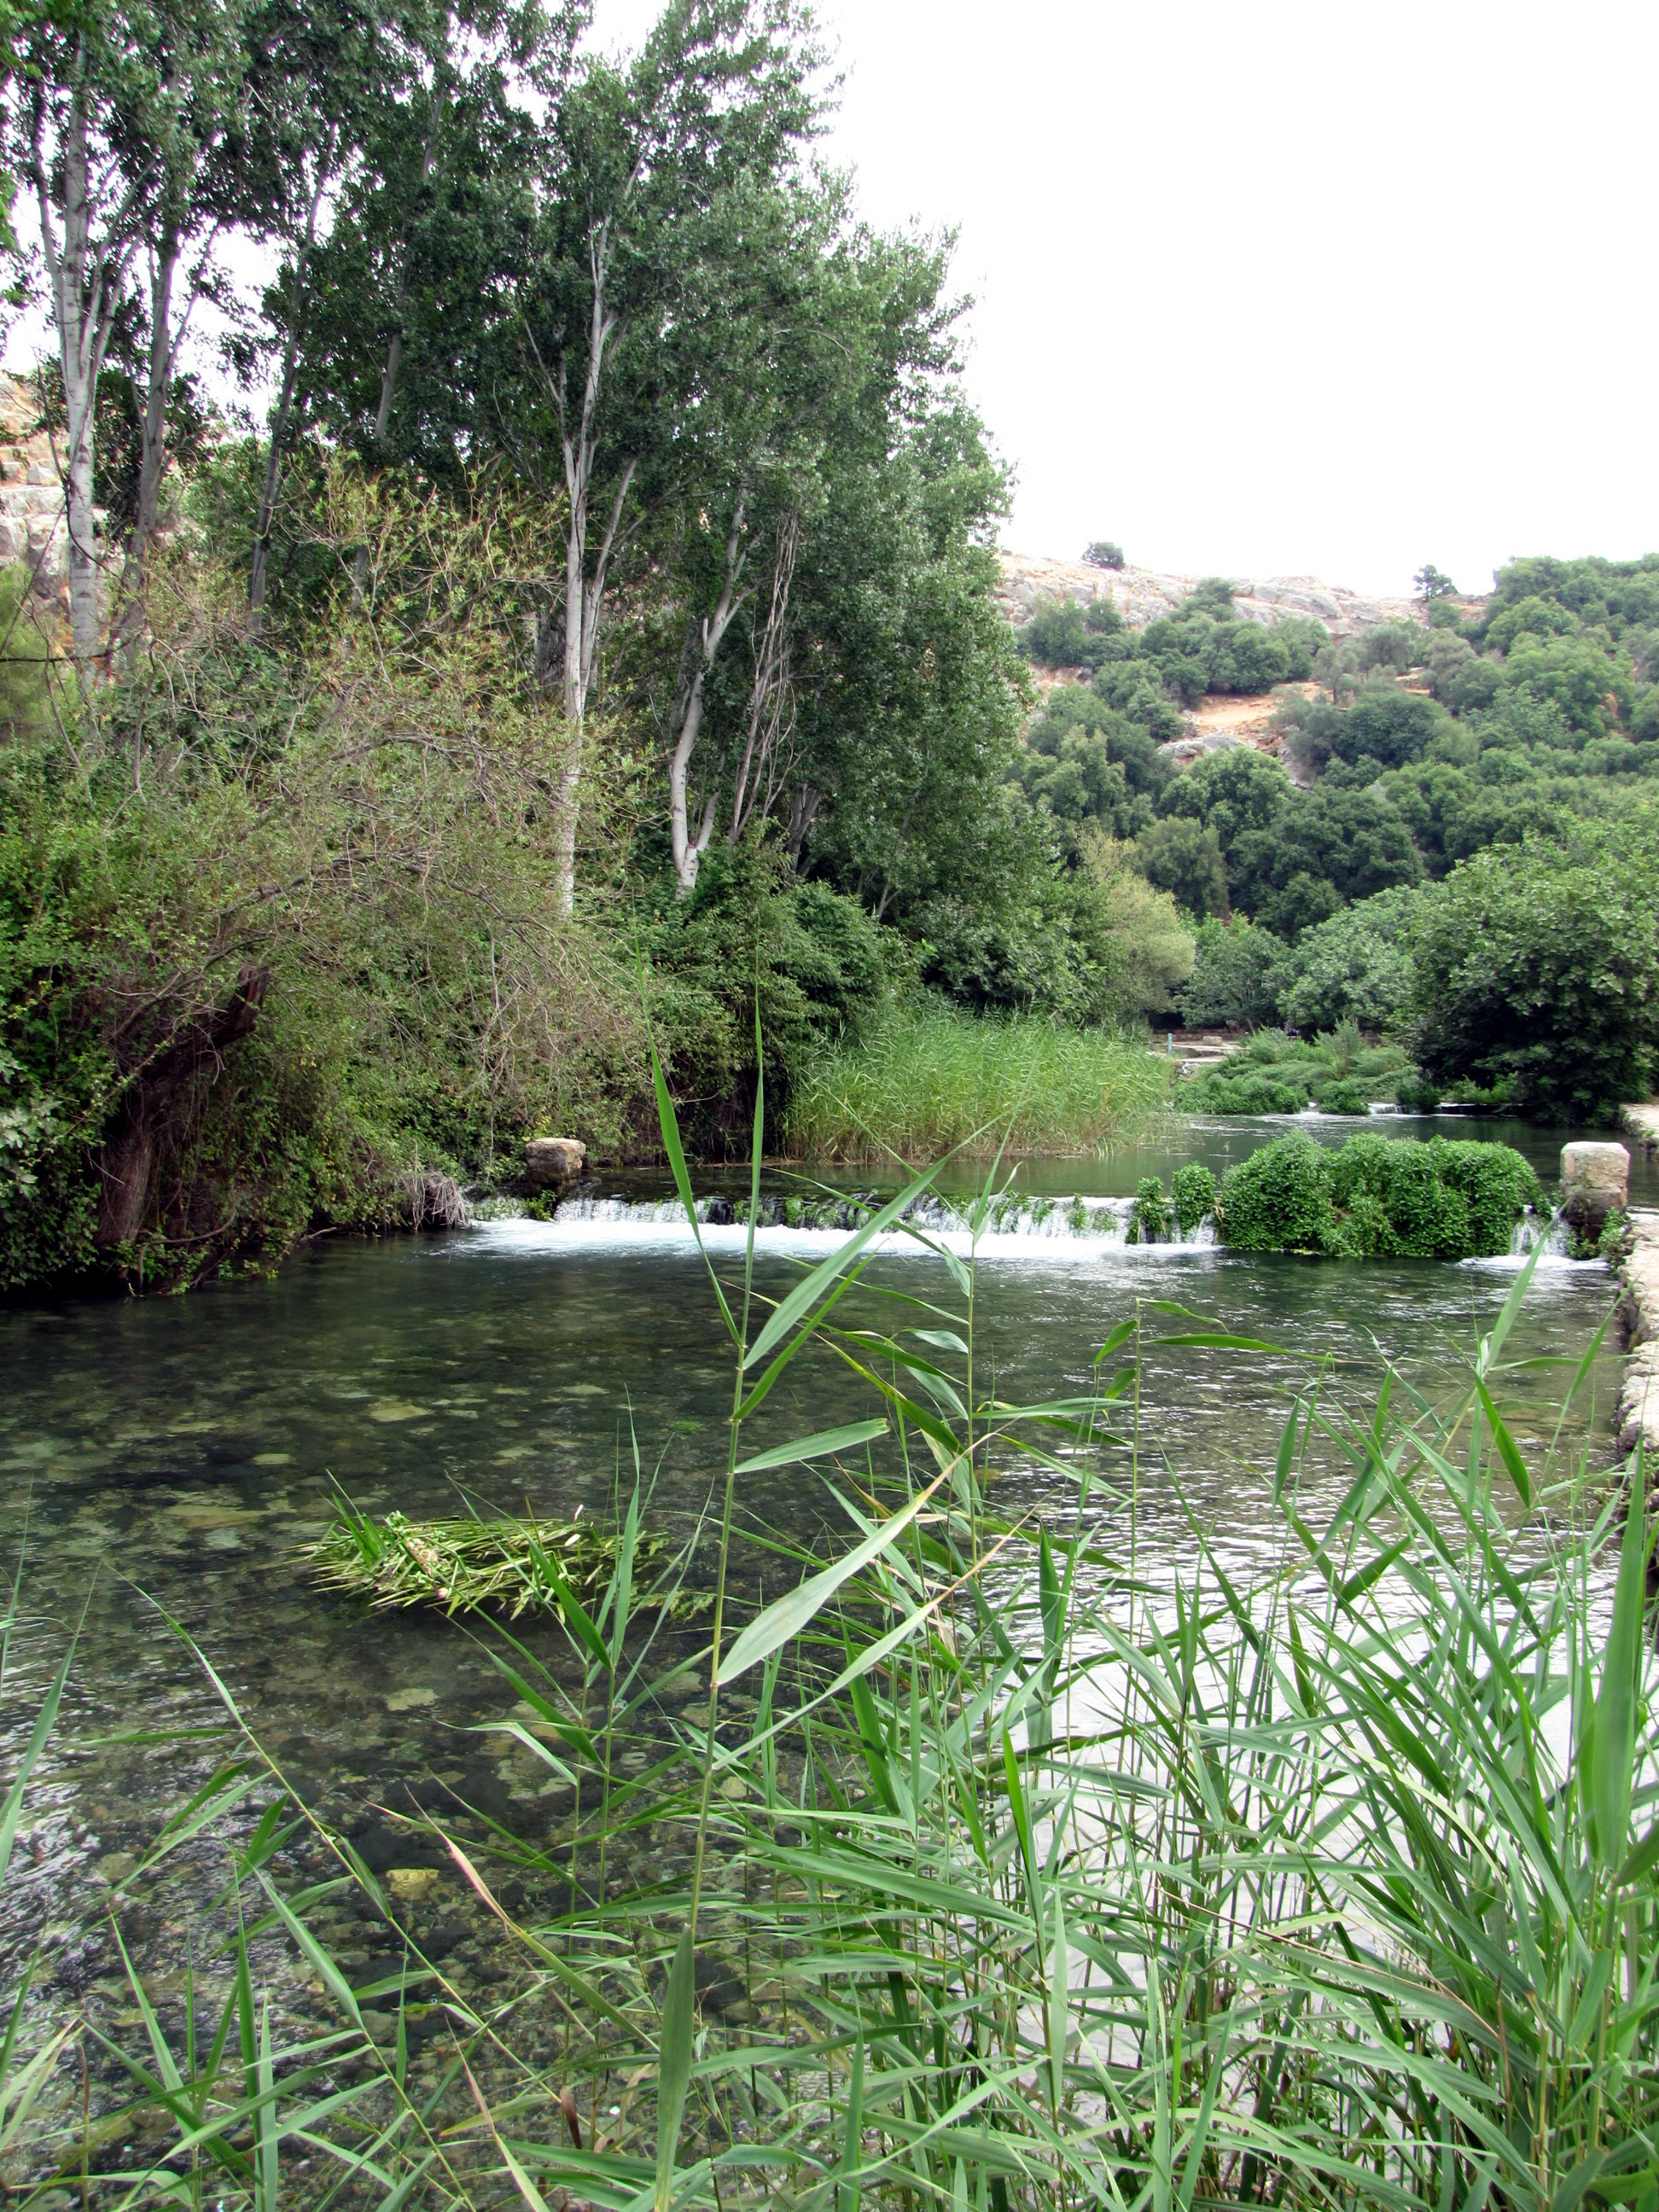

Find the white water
[[457, 1189, 1586, 1272]]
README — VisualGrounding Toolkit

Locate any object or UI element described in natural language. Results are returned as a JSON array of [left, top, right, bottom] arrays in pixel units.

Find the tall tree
[[9, 0, 254, 675], [506, 0, 821, 914]]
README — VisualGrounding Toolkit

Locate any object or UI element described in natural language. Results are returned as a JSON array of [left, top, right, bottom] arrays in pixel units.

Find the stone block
[[1560, 1141, 1629, 1237], [525, 1135, 586, 1190]]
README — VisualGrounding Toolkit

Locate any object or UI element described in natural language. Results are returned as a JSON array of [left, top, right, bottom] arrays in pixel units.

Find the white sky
[[594, 0, 1659, 599], [14, 1, 1653, 601]]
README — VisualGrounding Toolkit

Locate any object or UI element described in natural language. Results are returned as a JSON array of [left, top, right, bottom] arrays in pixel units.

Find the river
[[0, 1107, 1641, 2089]]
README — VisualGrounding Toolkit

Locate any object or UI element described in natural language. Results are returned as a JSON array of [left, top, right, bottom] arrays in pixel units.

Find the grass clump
[[303, 1499, 694, 1621], [1218, 1127, 1543, 1256], [781, 1001, 1170, 1162]]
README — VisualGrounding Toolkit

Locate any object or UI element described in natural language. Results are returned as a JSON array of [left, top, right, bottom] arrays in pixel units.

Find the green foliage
[[1179, 914, 1285, 1027], [1133, 812, 1227, 917], [1218, 1129, 1540, 1256], [1170, 1159, 1215, 1232], [1314, 1076, 1366, 1113], [1274, 884, 1418, 1033], [779, 1003, 1172, 1163], [1081, 538, 1123, 569], [1410, 815, 1659, 1121], [1126, 1173, 1169, 1243], [1017, 591, 1122, 669], [1184, 1071, 1307, 1115]]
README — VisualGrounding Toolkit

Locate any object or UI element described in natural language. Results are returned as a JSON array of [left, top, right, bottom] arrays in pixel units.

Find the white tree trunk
[[668, 510, 748, 895], [35, 84, 131, 676]]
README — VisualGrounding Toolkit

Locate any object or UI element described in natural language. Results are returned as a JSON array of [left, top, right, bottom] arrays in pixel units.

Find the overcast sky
[[13, 3, 1650, 601], [595, 0, 1659, 599]]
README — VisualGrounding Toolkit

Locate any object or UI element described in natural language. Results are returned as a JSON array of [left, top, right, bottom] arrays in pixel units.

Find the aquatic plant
[[302, 1499, 696, 1621], [1126, 1173, 1172, 1242], [1218, 1128, 1541, 1258], [1171, 1160, 1216, 1232]]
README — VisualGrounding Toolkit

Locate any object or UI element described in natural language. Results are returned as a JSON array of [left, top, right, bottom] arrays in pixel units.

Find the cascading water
[[1511, 1206, 1572, 1258], [480, 1186, 1215, 1249]]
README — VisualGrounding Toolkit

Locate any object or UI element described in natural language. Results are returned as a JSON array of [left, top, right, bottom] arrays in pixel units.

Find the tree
[[1134, 813, 1226, 918], [1413, 562, 1456, 602], [1082, 539, 1123, 570], [1179, 916, 1284, 1027], [1410, 818, 1659, 1120], [1275, 884, 1417, 1033], [9, 0, 272, 674], [655, 189, 961, 894], [505, 0, 821, 912]]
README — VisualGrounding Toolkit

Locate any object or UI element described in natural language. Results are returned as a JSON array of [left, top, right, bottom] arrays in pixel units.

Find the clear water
[[0, 1113, 1635, 2047]]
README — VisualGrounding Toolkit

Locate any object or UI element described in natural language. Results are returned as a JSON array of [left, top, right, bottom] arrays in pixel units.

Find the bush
[[1410, 817, 1659, 1121], [1217, 1130, 1539, 1258], [1126, 1174, 1170, 1243], [1171, 1161, 1215, 1233], [1215, 1131, 1335, 1250], [1315, 1077, 1367, 1113], [1179, 916, 1286, 1027], [1083, 540, 1124, 569], [1184, 1072, 1306, 1115], [1394, 1068, 1442, 1111]]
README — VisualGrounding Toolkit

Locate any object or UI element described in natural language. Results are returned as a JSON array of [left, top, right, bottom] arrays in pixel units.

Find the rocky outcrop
[[998, 550, 1423, 641], [526, 1136, 587, 1190]]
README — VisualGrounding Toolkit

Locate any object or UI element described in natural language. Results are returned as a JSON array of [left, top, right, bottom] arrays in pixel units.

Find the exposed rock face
[[0, 376, 105, 618], [998, 550, 1423, 640], [525, 1136, 586, 1190], [1560, 1141, 1629, 1240]]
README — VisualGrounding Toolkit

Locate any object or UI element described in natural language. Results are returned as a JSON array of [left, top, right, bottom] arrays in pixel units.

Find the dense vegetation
[[0, 0, 1196, 1293], [1020, 555, 1659, 1116], [1214, 1129, 1541, 1258]]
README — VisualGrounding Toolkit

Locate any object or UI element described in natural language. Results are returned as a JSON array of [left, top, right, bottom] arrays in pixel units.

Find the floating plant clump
[[303, 1501, 701, 1621]]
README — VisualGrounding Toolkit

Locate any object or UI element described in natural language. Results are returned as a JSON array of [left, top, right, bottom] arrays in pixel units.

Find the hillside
[[997, 550, 1423, 639]]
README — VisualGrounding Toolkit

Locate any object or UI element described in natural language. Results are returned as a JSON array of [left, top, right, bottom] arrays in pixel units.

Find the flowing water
[[0, 1109, 1643, 2065]]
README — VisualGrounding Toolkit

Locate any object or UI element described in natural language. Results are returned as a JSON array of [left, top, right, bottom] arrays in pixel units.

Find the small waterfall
[[488, 1188, 1215, 1249], [1511, 1207, 1571, 1258]]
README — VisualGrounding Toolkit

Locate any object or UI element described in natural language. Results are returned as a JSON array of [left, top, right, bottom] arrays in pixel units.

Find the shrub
[[1171, 1161, 1215, 1233], [1186, 1073, 1306, 1115], [1395, 1067, 1442, 1111], [1315, 1077, 1367, 1114], [1082, 539, 1124, 569], [1218, 1130, 1539, 1258], [1216, 1132, 1336, 1251], [1127, 1174, 1170, 1243]]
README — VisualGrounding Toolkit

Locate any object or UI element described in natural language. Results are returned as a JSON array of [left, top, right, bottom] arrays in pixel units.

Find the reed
[[3, 1065, 1656, 2212], [301, 1498, 696, 1621], [782, 1003, 1171, 1163]]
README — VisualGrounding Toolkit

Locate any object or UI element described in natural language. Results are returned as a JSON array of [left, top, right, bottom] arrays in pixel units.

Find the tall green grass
[[3, 1052, 1656, 2212], [782, 1004, 1172, 1163]]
